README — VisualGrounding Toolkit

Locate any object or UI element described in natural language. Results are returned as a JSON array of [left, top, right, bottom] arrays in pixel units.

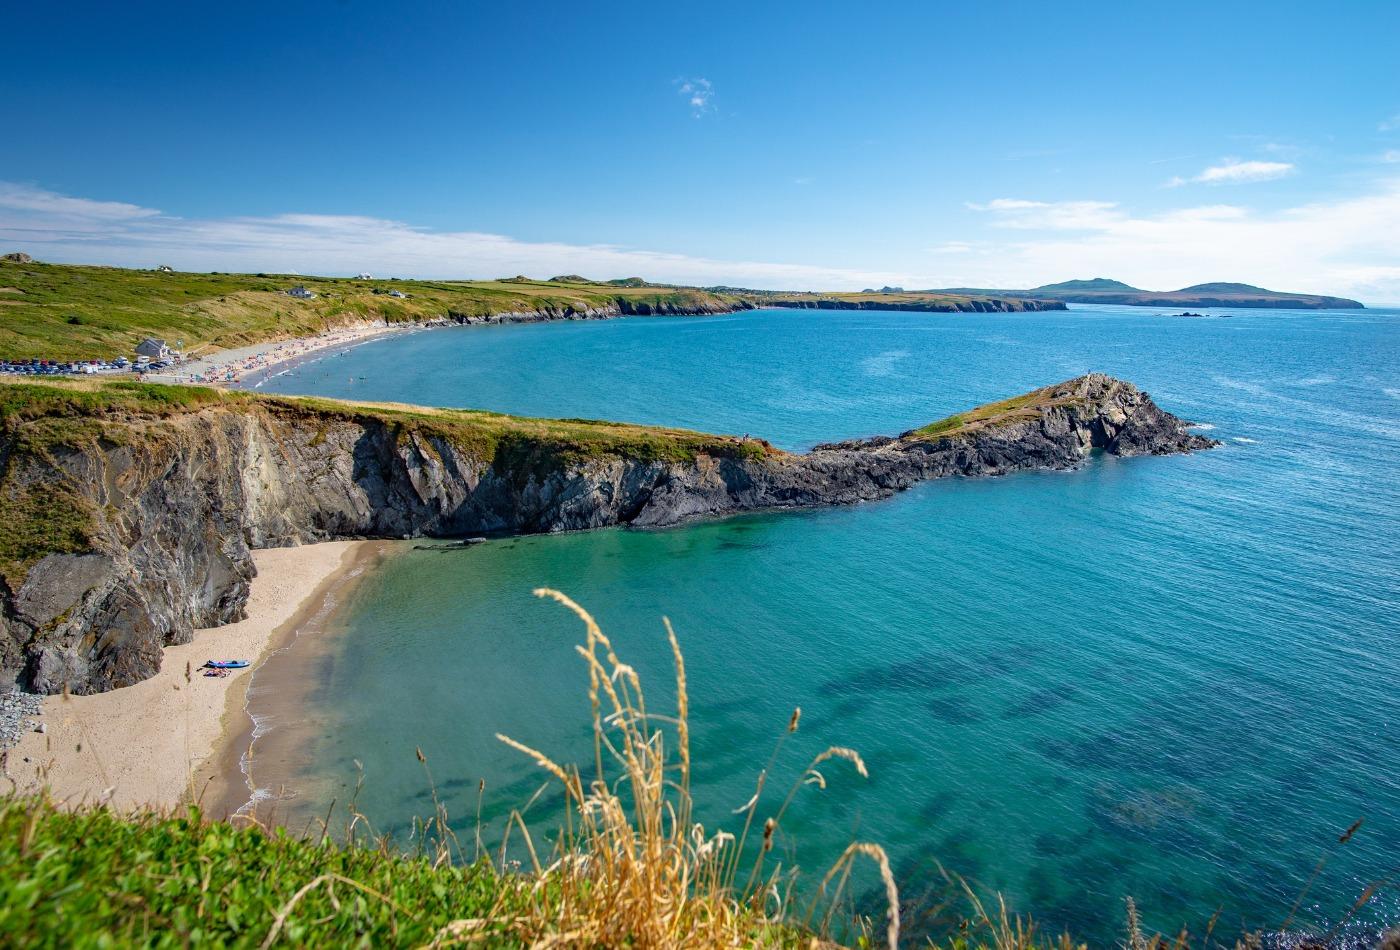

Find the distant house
[[356, 273, 373, 280], [156, 265, 174, 273], [135, 338, 170, 360], [286, 285, 317, 299], [387, 289, 407, 299]]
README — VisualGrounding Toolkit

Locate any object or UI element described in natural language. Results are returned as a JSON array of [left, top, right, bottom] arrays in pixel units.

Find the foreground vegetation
[[0, 593, 881, 947], [0, 259, 1047, 360], [3, 592, 1381, 947]]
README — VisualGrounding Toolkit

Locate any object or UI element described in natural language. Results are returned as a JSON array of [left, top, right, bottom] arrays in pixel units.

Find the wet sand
[[198, 541, 399, 824], [5, 542, 372, 812]]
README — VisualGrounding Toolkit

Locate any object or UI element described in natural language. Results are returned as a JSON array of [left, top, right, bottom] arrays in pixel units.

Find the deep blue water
[[254, 305, 1400, 942]]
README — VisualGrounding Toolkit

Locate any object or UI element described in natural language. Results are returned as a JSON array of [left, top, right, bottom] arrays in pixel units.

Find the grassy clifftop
[[0, 377, 773, 464], [910, 379, 1089, 440], [0, 377, 774, 586], [0, 261, 1054, 360]]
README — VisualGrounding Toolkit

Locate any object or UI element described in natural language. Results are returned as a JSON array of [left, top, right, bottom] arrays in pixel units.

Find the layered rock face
[[0, 374, 1213, 694], [440, 296, 755, 325]]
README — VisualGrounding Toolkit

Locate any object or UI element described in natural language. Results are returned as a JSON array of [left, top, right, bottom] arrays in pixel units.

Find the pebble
[[0, 688, 44, 752]]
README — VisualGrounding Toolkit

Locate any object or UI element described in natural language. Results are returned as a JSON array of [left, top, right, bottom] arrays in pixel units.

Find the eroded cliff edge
[[0, 374, 1214, 694]]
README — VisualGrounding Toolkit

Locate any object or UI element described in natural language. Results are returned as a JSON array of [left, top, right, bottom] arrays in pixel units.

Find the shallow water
[[253, 305, 1400, 941]]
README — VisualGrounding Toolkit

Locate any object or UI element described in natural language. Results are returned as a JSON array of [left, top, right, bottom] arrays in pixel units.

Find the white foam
[[1189, 423, 1217, 431], [1232, 436, 1259, 444]]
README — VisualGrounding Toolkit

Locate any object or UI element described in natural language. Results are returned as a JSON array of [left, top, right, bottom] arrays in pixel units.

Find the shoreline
[[199, 540, 395, 822], [3, 541, 372, 812], [145, 320, 412, 388]]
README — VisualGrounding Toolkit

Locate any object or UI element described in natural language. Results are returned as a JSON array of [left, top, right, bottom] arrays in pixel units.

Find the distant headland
[[929, 277, 1364, 310], [0, 258, 1061, 362]]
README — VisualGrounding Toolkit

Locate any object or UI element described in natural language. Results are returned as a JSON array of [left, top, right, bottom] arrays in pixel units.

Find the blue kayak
[[203, 660, 250, 669]]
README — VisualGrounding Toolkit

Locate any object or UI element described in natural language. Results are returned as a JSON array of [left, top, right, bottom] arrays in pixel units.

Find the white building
[[135, 338, 170, 360], [357, 272, 372, 280], [286, 286, 317, 299]]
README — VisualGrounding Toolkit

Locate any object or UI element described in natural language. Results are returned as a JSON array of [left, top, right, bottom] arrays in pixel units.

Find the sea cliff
[[0, 374, 1213, 694], [759, 296, 1065, 313]]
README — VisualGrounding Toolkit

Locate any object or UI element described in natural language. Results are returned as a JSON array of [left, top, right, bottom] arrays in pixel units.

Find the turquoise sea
[[251, 305, 1400, 942]]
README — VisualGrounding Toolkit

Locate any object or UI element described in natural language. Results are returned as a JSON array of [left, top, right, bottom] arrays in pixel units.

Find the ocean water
[[252, 306, 1400, 942]]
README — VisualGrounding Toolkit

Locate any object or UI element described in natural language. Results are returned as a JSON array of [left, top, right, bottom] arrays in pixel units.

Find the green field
[[0, 260, 1041, 361], [0, 261, 753, 360]]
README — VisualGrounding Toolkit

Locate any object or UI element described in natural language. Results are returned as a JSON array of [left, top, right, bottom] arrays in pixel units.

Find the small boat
[[203, 660, 250, 669]]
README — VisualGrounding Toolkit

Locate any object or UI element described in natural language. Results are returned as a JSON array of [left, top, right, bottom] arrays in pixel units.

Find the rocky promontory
[[0, 374, 1214, 694]]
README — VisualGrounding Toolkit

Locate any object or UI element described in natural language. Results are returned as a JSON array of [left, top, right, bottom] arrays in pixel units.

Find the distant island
[[931, 277, 1364, 310]]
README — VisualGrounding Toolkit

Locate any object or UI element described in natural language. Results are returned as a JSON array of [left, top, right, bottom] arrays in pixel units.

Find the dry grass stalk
[[436, 588, 897, 948]]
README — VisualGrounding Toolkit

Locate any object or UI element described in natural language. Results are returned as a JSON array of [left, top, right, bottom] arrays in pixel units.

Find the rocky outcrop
[[425, 293, 1065, 327], [0, 374, 1214, 694]]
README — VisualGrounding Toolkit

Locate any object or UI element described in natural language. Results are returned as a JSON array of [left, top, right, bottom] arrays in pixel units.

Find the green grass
[[0, 260, 1044, 361], [0, 796, 543, 948], [910, 384, 1078, 441], [0, 261, 749, 361]]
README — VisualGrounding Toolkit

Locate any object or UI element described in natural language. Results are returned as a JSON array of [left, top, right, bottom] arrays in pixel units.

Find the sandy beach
[[4, 541, 371, 812], [145, 320, 411, 387]]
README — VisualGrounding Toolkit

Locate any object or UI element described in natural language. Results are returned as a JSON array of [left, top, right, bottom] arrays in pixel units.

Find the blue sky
[[3, 0, 1399, 300]]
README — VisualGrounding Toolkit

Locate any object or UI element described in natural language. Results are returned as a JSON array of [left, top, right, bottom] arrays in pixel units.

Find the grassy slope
[[909, 380, 1079, 441], [0, 262, 743, 360], [0, 261, 1040, 360], [0, 377, 774, 587], [0, 796, 543, 948]]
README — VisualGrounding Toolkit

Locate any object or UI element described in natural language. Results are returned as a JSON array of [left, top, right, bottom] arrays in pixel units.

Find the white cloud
[[1166, 159, 1295, 187], [1382, 150, 1400, 164], [968, 199, 1121, 230], [5, 179, 1399, 303], [0, 181, 910, 291], [961, 179, 1400, 300], [675, 77, 714, 117], [1380, 113, 1400, 132]]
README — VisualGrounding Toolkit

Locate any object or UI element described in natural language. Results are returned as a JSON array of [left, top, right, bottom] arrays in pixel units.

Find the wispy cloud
[[963, 179, 1400, 299], [0, 181, 914, 291], [1166, 158, 1295, 187], [0, 182, 158, 223], [792, 176, 815, 186], [1380, 113, 1400, 132], [675, 77, 714, 117], [1383, 150, 1400, 164], [966, 198, 1121, 230]]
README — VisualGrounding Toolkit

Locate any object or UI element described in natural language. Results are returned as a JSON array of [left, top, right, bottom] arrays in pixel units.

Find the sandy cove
[[3, 541, 373, 812]]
